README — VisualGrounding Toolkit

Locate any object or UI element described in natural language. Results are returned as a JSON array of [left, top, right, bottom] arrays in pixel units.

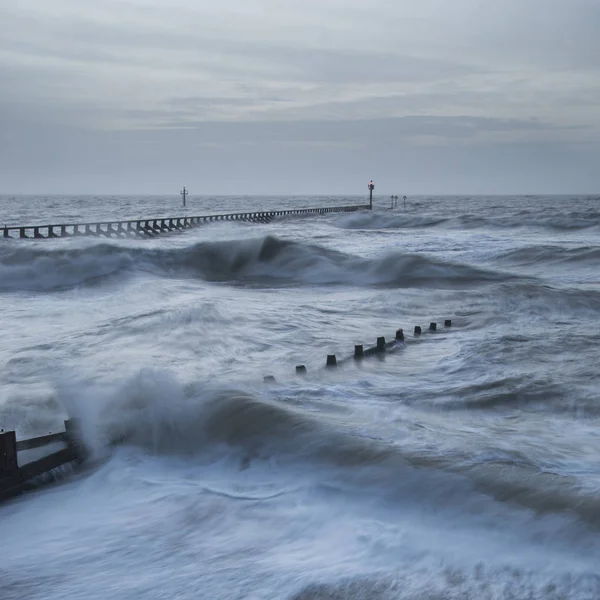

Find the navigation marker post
[[368, 180, 375, 209], [181, 186, 188, 208]]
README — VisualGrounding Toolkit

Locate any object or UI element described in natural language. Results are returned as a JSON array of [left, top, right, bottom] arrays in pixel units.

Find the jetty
[[1, 203, 371, 240]]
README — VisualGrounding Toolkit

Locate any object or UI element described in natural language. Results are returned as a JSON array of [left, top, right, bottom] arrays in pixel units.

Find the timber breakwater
[[1, 319, 454, 504]]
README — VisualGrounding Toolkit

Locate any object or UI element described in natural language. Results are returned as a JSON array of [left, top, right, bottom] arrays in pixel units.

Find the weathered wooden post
[[64, 419, 87, 461], [0, 430, 18, 476], [354, 344, 364, 359], [376, 336, 386, 352], [326, 354, 338, 368]]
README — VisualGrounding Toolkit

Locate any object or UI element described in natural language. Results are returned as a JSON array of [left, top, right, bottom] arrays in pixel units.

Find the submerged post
[[180, 186, 188, 208], [368, 180, 375, 209]]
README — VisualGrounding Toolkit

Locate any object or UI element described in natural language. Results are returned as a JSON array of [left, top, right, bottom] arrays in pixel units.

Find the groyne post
[[0, 430, 18, 475]]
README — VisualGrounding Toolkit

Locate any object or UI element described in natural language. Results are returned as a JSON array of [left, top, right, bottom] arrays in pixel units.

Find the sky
[[1, 0, 600, 195]]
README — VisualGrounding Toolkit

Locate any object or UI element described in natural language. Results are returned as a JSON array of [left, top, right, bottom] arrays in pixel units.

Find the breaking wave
[[0, 236, 512, 292], [7, 367, 593, 529]]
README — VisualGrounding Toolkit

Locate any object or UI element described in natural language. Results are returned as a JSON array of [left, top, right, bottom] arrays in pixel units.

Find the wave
[[492, 280, 600, 315], [496, 244, 600, 266], [16, 368, 588, 529], [5, 366, 600, 532], [290, 571, 600, 600], [333, 210, 600, 232], [0, 236, 512, 292], [457, 212, 600, 231], [334, 212, 449, 230]]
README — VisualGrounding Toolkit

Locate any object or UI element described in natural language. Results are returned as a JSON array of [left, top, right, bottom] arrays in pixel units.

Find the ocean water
[[1, 194, 599, 600]]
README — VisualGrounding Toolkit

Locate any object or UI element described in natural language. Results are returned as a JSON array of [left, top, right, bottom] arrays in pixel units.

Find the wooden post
[[181, 186, 188, 208], [0, 430, 18, 475], [64, 419, 87, 460]]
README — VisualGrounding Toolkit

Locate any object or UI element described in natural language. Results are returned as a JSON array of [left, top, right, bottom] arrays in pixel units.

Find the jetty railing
[[1, 203, 371, 240], [0, 419, 85, 501]]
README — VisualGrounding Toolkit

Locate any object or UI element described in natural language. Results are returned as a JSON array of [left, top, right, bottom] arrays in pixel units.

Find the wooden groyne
[[1, 203, 371, 240], [264, 320, 453, 381], [0, 419, 85, 502], [0, 318, 453, 503]]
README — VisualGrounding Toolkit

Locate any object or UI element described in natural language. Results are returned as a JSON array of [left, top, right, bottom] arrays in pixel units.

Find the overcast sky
[[1, 0, 599, 195]]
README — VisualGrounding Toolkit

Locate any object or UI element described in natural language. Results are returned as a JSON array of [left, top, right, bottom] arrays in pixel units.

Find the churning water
[[1, 194, 599, 599]]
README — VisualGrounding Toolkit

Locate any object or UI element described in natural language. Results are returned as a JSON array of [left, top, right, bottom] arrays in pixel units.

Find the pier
[[1, 203, 371, 240]]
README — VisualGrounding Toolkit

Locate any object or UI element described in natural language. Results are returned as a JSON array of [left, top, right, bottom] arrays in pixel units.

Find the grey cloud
[[1, 0, 600, 194]]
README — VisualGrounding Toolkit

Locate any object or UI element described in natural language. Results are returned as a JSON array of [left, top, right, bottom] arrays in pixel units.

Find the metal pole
[[368, 180, 374, 209], [181, 186, 187, 208]]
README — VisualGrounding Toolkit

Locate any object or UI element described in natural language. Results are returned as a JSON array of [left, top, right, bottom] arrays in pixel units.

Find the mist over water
[[1, 194, 599, 599]]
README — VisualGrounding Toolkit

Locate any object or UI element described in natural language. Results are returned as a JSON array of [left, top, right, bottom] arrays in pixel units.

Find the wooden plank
[[18, 447, 78, 482], [16, 432, 66, 451]]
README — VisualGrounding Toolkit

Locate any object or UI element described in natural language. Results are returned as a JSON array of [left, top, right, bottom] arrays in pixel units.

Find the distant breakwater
[[2, 203, 371, 240]]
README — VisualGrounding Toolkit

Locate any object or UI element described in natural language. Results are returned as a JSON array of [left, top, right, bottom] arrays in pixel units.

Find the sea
[[0, 194, 599, 600]]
